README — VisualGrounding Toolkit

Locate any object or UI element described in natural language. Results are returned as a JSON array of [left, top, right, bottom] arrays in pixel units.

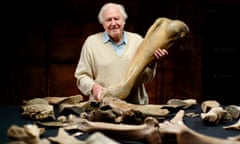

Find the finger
[[161, 49, 168, 55], [155, 50, 163, 59]]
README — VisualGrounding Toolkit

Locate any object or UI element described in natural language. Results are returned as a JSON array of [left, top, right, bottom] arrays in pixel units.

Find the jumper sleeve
[[74, 39, 95, 96]]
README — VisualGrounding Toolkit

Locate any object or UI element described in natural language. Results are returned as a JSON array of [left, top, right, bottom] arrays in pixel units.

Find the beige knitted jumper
[[74, 31, 156, 104]]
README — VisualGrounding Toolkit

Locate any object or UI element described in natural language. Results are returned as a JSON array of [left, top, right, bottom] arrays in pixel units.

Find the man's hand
[[154, 49, 168, 61], [148, 49, 168, 69], [92, 83, 104, 101]]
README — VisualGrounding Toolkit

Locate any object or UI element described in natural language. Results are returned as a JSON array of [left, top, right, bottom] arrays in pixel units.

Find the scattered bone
[[21, 97, 56, 120], [23, 98, 49, 105], [159, 110, 240, 144], [201, 100, 220, 113], [63, 116, 162, 144], [97, 96, 171, 123], [223, 118, 240, 130], [184, 112, 199, 118], [57, 115, 68, 122], [227, 135, 240, 141], [44, 94, 84, 105], [59, 101, 94, 115], [225, 105, 240, 119], [100, 17, 189, 100], [167, 98, 197, 109], [201, 107, 228, 125], [60, 110, 240, 144], [49, 128, 120, 144], [48, 128, 83, 144], [101, 96, 170, 117], [58, 97, 171, 123], [85, 132, 120, 144], [36, 114, 76, 127], [21, 103, 55, 120], [6, 139, 51, 144], [6, 124, 49, 144]]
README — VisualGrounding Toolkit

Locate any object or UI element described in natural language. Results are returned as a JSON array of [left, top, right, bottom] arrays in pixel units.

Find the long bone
[[63, 116, 162, 144], [101, 17, 189, 99]]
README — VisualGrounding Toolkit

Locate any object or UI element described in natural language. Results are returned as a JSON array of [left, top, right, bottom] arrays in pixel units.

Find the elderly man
[[74, 2, 168, 104]]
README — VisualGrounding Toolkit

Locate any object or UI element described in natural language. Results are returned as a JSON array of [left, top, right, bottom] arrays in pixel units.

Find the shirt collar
[[103, 31, 127, 44]]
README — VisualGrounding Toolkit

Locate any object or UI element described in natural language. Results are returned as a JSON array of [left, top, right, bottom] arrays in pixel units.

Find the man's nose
[[110, 19, 117, 25]]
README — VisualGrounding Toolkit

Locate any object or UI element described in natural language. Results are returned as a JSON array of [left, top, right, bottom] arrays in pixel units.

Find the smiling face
[[102, 5, 125, 43]]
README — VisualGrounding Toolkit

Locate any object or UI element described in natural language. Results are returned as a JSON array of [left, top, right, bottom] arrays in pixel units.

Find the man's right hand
[[92, 83, 104, 101]]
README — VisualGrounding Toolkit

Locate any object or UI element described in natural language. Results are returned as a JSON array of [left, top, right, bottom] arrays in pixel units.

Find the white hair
[[97, 3, 128, 24]]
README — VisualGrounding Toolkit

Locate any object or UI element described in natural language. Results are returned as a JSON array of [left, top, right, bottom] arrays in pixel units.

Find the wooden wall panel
[[48, 64, 79, 97], [15, 64, 47, 103], [15, 23, 48, 62], [50, 36, 82, 63], [1, 63, 17, 105]]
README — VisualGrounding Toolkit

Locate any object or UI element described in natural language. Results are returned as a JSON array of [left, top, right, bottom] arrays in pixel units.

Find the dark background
[[1, 0, 240, 105]]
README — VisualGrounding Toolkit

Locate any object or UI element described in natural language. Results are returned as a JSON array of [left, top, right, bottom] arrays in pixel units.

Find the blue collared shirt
[[103, 31, 127, 56]]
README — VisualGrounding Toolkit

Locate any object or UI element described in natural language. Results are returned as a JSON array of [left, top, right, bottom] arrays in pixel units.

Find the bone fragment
[[101, 96, 170, 117], [57, 97, 172, 123], [63, 117, 162, 144], [201, 107, 228, 125], [160, 110, 240, 144], [201, 100, 220, 113], [36, 114, 77, 127], [228, 135, 240, 141], [7, 124, 49, 144], [49, 128, 120, 144], [86, 132, 120, 144], [223, 119, 240, 130], [167, 98, 197, 109], [59, 101, 94, 115], [21, 103, 55, 120], [48, 128, 83, 144], [23, 98, 49, 105], [225, 105, 240, 119], [101, 17, 189, 100], [44, 94, 84, 105]]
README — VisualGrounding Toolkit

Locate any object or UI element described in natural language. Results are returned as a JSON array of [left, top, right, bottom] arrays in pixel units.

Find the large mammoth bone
[[101, 17, 189, 99]]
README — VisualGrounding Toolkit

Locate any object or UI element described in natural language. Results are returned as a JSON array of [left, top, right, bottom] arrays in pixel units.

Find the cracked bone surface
[[100, 17, 189, 100]]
